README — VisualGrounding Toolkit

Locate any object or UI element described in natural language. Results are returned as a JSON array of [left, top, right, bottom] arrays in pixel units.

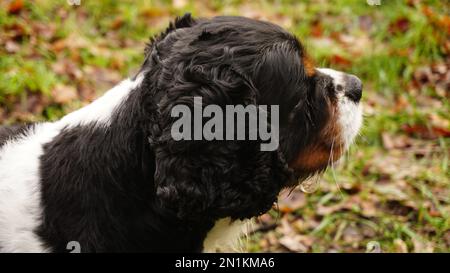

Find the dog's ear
[[152, 64, 293, 222]]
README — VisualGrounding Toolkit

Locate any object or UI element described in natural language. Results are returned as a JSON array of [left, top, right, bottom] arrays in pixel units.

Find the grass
[[0, 0, 448, 252]]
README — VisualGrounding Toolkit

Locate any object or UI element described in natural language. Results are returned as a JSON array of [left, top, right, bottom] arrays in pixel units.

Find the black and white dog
[[0, 14, 362, 252]]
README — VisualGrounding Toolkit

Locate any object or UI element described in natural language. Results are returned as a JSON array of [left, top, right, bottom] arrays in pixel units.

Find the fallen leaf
[[77, 82, 96, 102], [32, 22, 56, 41], [374, 185, 408, 201], [381, 132, 413, 150], [360, 201, 378, 217], [444, 231, 450, 246], [279, 236, 308, 252], [52, 84, 78, 104], [139, 7, 169, 18], [359, 15, 373, 32], [5, 40, 20, 53], [342, 226, 362, 244], [402, 124, 450, 139], [24, 93, 48, 114], [8, 0, 24, 14], [278, 189, 306, 213], [381, 132, 395, 150], [52, 59, 83, 80], [111, 17, 124, 30], [394, 238, 408, 253], [389, 17, 410, 34], [317, 203, 346, 215], [51, 39, 67, 52], [6, 23, 27, 41], [83, 66, 122, 89], [330, 54, 352, 67], [310, 21, 323, 37], [412, 237, 434, 253]]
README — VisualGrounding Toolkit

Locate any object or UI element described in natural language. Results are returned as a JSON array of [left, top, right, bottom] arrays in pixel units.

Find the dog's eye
[[328, 83, 336, 94], [323, 80, 337, 99]]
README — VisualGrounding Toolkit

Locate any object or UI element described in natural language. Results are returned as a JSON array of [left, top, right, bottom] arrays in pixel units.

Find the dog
[[0, 14, 362, 252]]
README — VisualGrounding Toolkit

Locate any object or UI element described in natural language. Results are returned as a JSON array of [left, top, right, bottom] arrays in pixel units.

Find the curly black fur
[[35, 14, 334, 252]]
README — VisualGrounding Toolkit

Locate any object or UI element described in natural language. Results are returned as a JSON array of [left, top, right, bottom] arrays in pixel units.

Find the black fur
[[0, 124, 34, 149], [36, 14, 335, 252]]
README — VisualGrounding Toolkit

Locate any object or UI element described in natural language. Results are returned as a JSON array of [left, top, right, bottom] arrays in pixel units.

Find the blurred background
[[0, 0, 448, 252]]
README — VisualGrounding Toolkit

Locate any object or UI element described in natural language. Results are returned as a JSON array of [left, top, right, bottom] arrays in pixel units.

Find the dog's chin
[[318, 67, 363, 166], [337, 97, 363, 150], [326, 99, 362, 171]]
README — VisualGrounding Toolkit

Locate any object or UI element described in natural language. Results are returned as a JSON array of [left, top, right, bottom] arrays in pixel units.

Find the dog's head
[[141, 14, 362, 222]]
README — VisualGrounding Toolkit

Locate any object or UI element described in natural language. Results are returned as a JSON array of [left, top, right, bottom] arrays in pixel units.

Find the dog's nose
[[344, 74, 362, 103]]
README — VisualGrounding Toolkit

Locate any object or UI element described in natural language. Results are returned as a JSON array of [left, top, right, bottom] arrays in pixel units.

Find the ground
[[0, 0, 448, 252]]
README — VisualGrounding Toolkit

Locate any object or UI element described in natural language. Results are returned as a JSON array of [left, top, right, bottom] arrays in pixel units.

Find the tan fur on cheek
[[289, 103, 343, 175], [291, 143, 338, 173]]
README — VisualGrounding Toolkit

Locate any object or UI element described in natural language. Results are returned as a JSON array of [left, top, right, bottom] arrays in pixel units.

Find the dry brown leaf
[[5, 40, 20, 53], [32, 22, 56, 40], [310, 21, 323, 37], [278, 189, 306, 213], [78, 82, 96, 102], [382, 132, 413, 150], [374, 185, 408, 200], [381, 132, 395, 150], [51, 39, 67, 52], [52, 59, 83, 80], [139, 7, 169, 18], [330, 54, 352, 67], [8, 0, 24, 14], [111, 17, 124, 30], [52, 84, 78, 104], [402, 124, 450, 139], [317, 203, 345, 216], [412, 237, 434, 253], [359, 15, 373, 31], [389, 17, 410, 34], [6, 23, 27, 41], [342, 226, 362, 244], [360, 201, 378, 217], [52, 34, 90, 52], [83, 66, 122, 88], [394, 238, 408, 253], [279, 236, 308, 252], [444, 231, 450, 246]]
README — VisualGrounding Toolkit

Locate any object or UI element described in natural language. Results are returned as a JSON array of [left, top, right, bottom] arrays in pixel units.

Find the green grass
[[0, 0, 448, 252]]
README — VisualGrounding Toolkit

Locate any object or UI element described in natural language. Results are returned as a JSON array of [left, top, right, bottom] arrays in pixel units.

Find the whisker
[[329, 136, 343, 197]]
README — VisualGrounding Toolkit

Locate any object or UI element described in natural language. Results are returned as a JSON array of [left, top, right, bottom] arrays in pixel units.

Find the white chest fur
[[203, 218, 252, 253]]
